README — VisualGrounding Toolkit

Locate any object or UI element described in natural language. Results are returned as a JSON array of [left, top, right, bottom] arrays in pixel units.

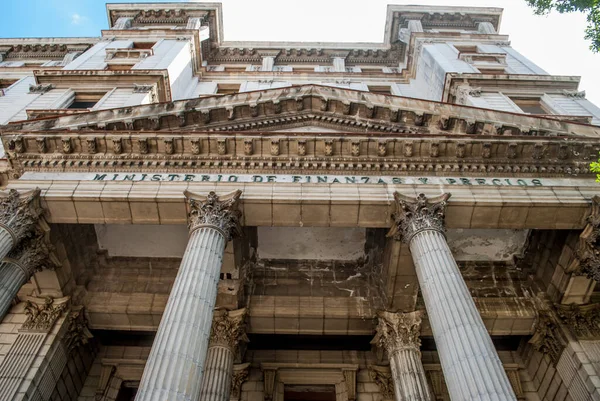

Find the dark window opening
[[132, 42, 156, 49], [285, 385, 336, 401], [477, 68, 505, 75], [106, 64, 135, 71], [67, 92, 107, 110], [368, 85, 392, 95], [509, 97, 549, 115], [217, 83, 240, 95], [116, 383, 138, 401]]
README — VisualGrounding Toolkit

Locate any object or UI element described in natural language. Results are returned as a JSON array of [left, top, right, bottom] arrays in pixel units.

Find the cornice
[[4, 131, 597, 177]]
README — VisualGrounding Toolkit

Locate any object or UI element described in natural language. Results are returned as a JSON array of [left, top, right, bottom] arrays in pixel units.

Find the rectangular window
[[368, 85, 392, 95], [477, 68, 505, 75], [509, 97, 549, 115], [284, 385, 336, 401], [67, 92, 107, 109], [132, 42, 156, 49], [216, 84, 240, 95], [106, 64, 135, 71]]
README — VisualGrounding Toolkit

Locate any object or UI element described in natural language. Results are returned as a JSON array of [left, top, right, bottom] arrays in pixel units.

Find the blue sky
[[1, 0, 599, 106]]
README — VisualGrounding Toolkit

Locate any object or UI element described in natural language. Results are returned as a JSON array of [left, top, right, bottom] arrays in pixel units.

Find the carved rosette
[[20, 296, 67, 332], [5, 231, 59, 278], [569, 196, 600, 281], [208, 308, 248, 352], [230, 363, 250, 401], [185, 190, 242, 240], [0, 188, 43, 246], [387, 192, 451, 243], [372, 310, 423, 356], [368, 366, 394, 400]]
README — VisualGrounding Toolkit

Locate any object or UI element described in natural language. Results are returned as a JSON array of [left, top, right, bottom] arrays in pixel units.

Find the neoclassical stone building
[[0, 2, 599, 401]]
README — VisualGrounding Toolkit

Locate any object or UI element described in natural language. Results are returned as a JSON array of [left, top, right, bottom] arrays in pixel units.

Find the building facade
[[0, 2, 599, 401]]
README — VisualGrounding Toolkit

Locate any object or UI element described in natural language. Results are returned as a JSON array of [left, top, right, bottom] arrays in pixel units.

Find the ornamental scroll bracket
[[371, 310, 424, 357], [387, 192, 451, 243], [567, 195, 600, 281], [184, 190, 243, 240], [230, 363, 250, 401]]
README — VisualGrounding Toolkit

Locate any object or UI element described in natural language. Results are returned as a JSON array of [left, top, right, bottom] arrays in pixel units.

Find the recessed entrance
[[284, 385, 337, 401]]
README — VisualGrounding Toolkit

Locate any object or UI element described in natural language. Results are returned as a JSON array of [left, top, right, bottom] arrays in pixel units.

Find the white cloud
[[71, 13, 87, 25]]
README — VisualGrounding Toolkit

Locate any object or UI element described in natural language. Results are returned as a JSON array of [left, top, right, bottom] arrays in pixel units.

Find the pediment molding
[[5, 85, 597, 140]]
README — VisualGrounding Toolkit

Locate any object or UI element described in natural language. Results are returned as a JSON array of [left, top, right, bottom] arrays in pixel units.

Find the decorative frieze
[[28, 84, 53, 94], [61, 137, 72, 154], [164, 137, 174, 155], [191, 138, 201, 154], [185, 190, 242, 240], [111, 137, 122, 154], [244, 139, 253, 156], [270, 139, 280, 156], [217, 139, 227, 155], [36, 137, 47, 153], [230, 363, 250, 401], [324, 140, 334, 156], [387, 192, 450, 243], [86, 137, 97, 154]]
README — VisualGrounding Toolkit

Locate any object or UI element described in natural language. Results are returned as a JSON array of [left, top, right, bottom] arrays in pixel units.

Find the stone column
[[388, 193, 516, 401], [135, 190, 242, 401], [372, 310, 433, 401], [0, 233, 57, 319], [200, 308, 247, 401], [0, 188, 42, 260]]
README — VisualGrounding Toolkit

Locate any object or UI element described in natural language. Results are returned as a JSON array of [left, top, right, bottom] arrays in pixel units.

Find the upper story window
[[132, 42, 156, 49], [67, 92, 107, 109], [368, 85, 392, 95], [216, 84, 240, 95], [508, 96, 550, 115]]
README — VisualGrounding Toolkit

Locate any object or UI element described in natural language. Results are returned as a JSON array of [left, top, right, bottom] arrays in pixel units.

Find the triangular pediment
[[3, 84, 597, 138]]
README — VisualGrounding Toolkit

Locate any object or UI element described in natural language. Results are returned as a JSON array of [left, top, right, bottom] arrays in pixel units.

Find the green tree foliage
[[591, 155, 600, 181], [525, 0, 600, 53]]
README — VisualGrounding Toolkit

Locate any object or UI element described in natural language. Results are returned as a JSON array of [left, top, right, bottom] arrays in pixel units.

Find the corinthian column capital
[[372, 310, 423, 355], [387, 192, 450, 243], [0, 188, 43, 244], [209, 308, 248, 352], [5, 232, 59, 278], [184, 190, 242, 240]]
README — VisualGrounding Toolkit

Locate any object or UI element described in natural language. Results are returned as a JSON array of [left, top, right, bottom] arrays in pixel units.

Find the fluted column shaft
[[135, 190, 242, 401], [389, 348, 432, 401], [200, 308, 247, 401], [201, 345, 234, 401], [0, 227, 15, 261], [411, 230, 515, 401], [390, 193, 516, 401], [0, 261, 27, 318], [373, 311, 433, 401]]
